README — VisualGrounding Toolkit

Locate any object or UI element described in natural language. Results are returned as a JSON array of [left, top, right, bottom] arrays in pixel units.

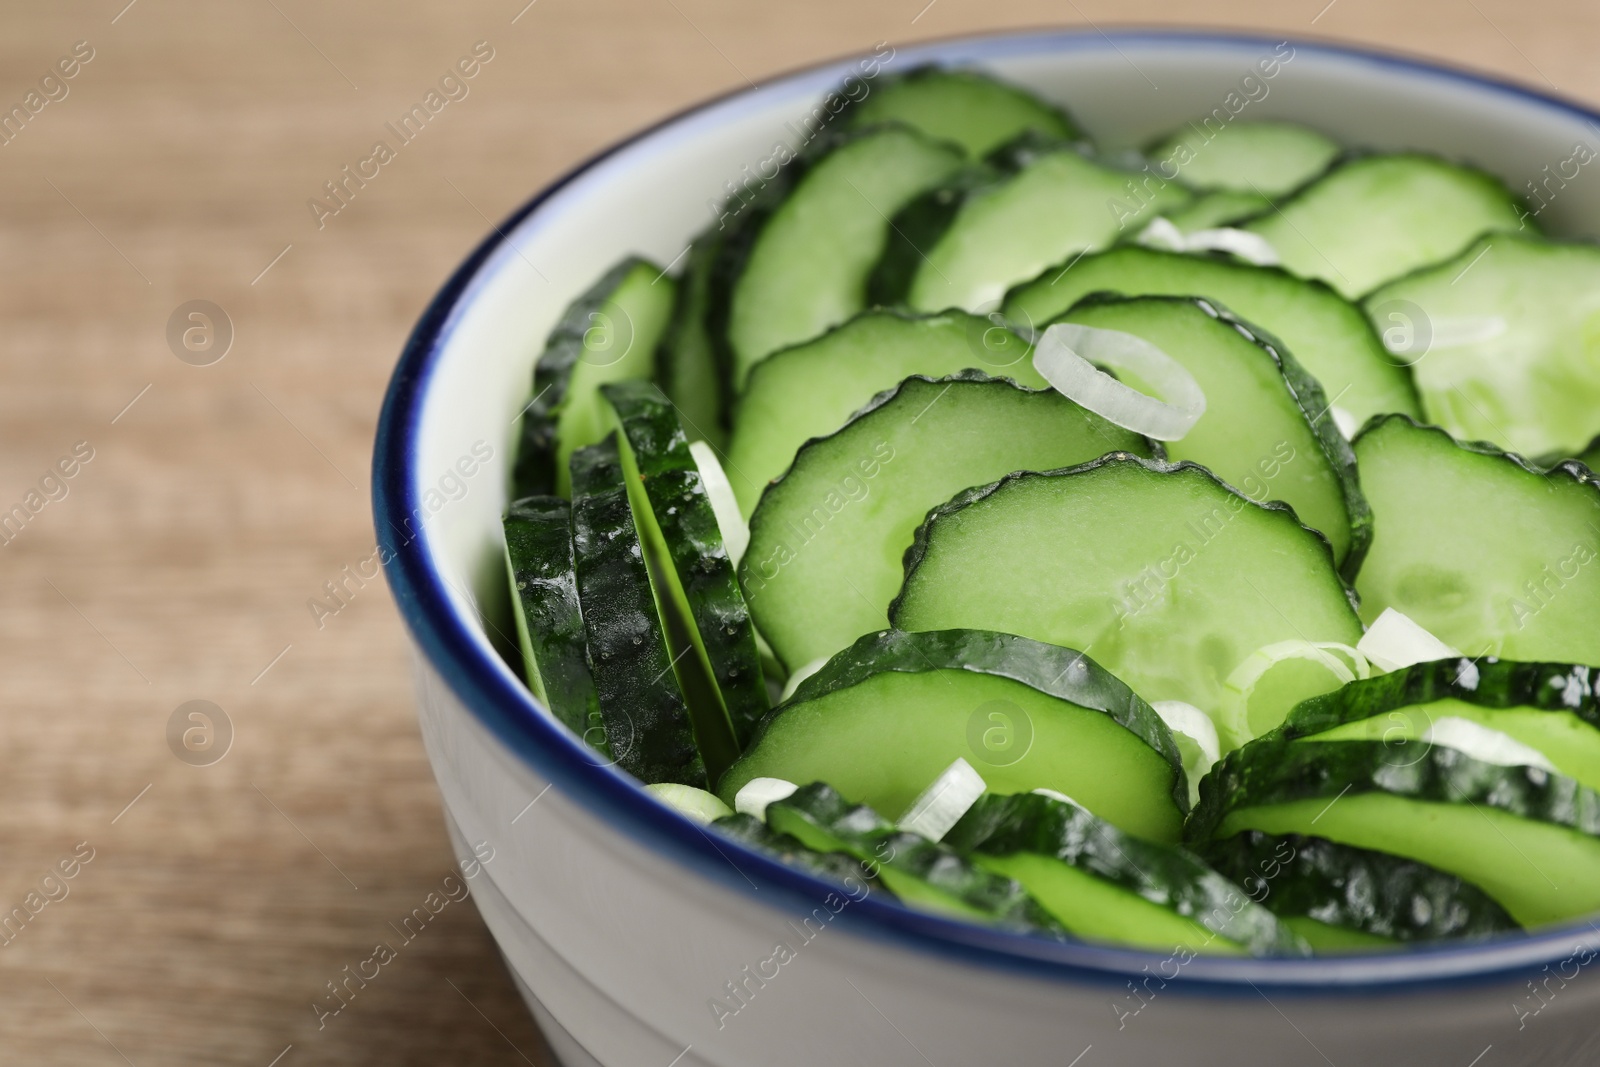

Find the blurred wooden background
[[0, 0, 1593, 1063]]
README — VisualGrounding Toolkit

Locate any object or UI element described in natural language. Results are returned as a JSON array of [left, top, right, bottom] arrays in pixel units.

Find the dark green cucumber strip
[[1155, 189, 1272, 232], [601, 381, 768, 757], [891, 455, 1363, 730], [742, 373, 1153, 670], [1352, 414, 1600, 666], [1188, 737, 1600, 926], [503, 496, 604, 747], [1048, 293, 1369, 571], [656, 228, 727, 447], [1363, 233, 1600, 458], [713, 124, 965, 390], [766, 783, 1064, 934], [720, 629, 1188, 844], [726, 309, 1046, 513], [1281, 661, 1600, 792], [1199, 830, 1519, 944], [1240, 153, 1528, 299], [513, 258, 676, 498], [1001, 245, 1420, 423], [841, 65, 1081, 158], [711, 812, 889, 896], [948, 792, 1308, 956], [568, 436, 705, 787], [879, 138, 1190, 312], [1146, 121, 1340, 198]]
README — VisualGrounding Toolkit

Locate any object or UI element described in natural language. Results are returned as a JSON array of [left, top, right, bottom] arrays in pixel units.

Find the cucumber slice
[[892, 455, 1363, 730], [1147, 121, 1340, 198], [726, 309, 1045, 512], [1157, 189, 1272, 232], [1048, 294, 1369, 568], [514, 258, 676, 497], [883, 139, 1190, 313], [644, 782, 733, 825], [503, 496, 603, 744], [1279, 659, 1600, 791], [947, 792, 1308, 955], [1241, 154, 1527, 298], [602, 381, 769, 758], [742, 373, 1152, 669], [710, 812, 887, 894], [765, 782, 1064, 932], [1363, 233, 1600, 458], [1351, 415, 1600, 665], [568, 436, 705, 786], [719, 629, 1188, 843], [1189, 737, 1600, 926], [716, 125, 964, 389], [1002, 246, 1419, 424], [1198, 830, 1519, 945], [656, 229, 727, 447], [842, 65, 1080, 158]]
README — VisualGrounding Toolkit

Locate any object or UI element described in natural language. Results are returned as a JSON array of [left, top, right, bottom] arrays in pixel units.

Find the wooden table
[[0, 0, 1592, 1063]]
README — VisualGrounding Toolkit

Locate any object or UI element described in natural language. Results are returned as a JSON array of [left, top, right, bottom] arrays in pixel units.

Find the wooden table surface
[[0, 0, 1593, 1063]]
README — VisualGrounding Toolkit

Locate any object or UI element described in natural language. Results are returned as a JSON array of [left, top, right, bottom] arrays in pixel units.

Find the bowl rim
[[374, 25, 1600, 993]]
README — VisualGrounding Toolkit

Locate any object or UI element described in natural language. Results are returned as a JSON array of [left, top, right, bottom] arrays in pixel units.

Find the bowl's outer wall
[[378, 29, 1600, 1066]]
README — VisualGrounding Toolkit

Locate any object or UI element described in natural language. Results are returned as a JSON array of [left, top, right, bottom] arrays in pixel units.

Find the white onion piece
[[1330, 405, 1361, 440], [898, 758, 987, 842], [1357, 608, 1461, 673], [1136, 217, 1187, 252], [1032, 323, 1206, 441], [1031, 787, 1084, 808], [689, 441, 749, 568], [1221, 640, 1371, 744], [778, 656, 830, 703], [645, 782, 734, 825], [734, 777, 798, 821], [1423, 716, 1557, 773], [1135, 217, 1280, 265], [1151, 700, 1221, 806]]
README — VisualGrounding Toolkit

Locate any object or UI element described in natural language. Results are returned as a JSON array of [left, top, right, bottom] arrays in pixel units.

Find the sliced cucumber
[[947, 792, 1308, 956], [1279, 659, 1600, 791], [1363, 233, 1600, 458], [882, 140, 1190, 313], [1189, 737, 1600, 926], [742, 373, 1152, 669], [514, 258, 676, 497], [602, 383, 768, 765], [842, 65, 1080, 158], [719, 629, 1187, 843], [1002, 246, 1419, 424], [765, 782, 1063, 932], [1157, 189, 1272, 232], [568, 436, 705, 786], [725, 309, 1045, 512], [716, 125, 964, 389], [1147, 121, 1340, 198], [1241, 153, 1527, 298], [645, 782, 733, 825], [503, 496, 602, 743], [711, 811, 887, 894], [656, 228, 726, 447], [1048, 294, 1369, 568], [1198, 830, 1518, 945], [1352, 415, 1600, 665]]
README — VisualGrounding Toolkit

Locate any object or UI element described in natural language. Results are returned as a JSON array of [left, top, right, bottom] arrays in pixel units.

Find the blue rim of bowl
[[375, 26, 1600, 995]]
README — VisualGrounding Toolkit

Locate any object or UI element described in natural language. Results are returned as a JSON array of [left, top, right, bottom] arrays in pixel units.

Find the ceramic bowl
[[374, 29, 1600, 1067]]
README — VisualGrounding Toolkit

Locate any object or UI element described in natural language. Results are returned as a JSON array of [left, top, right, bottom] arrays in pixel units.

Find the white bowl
[[374, 29, 1600, 1067]]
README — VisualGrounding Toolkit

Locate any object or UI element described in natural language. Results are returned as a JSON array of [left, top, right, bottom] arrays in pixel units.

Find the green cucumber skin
[[568, 436, 705, 787], [656, 229, 728, 446], [513, 258, 663, 498], [599, 380, 769, 747], [839, 65, 1082, 159], [768, 783, 1066, 935], [710, 813, 888, 895], [776, 627, 1188, 813], [1186, 738, 1600, 846], [503, 496, 602, 743], [1199, 830, 1519, 942], [1280, 658, 1600, 740], [1053, 292, 1372, 577], [948, 792, 1308, 956]]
